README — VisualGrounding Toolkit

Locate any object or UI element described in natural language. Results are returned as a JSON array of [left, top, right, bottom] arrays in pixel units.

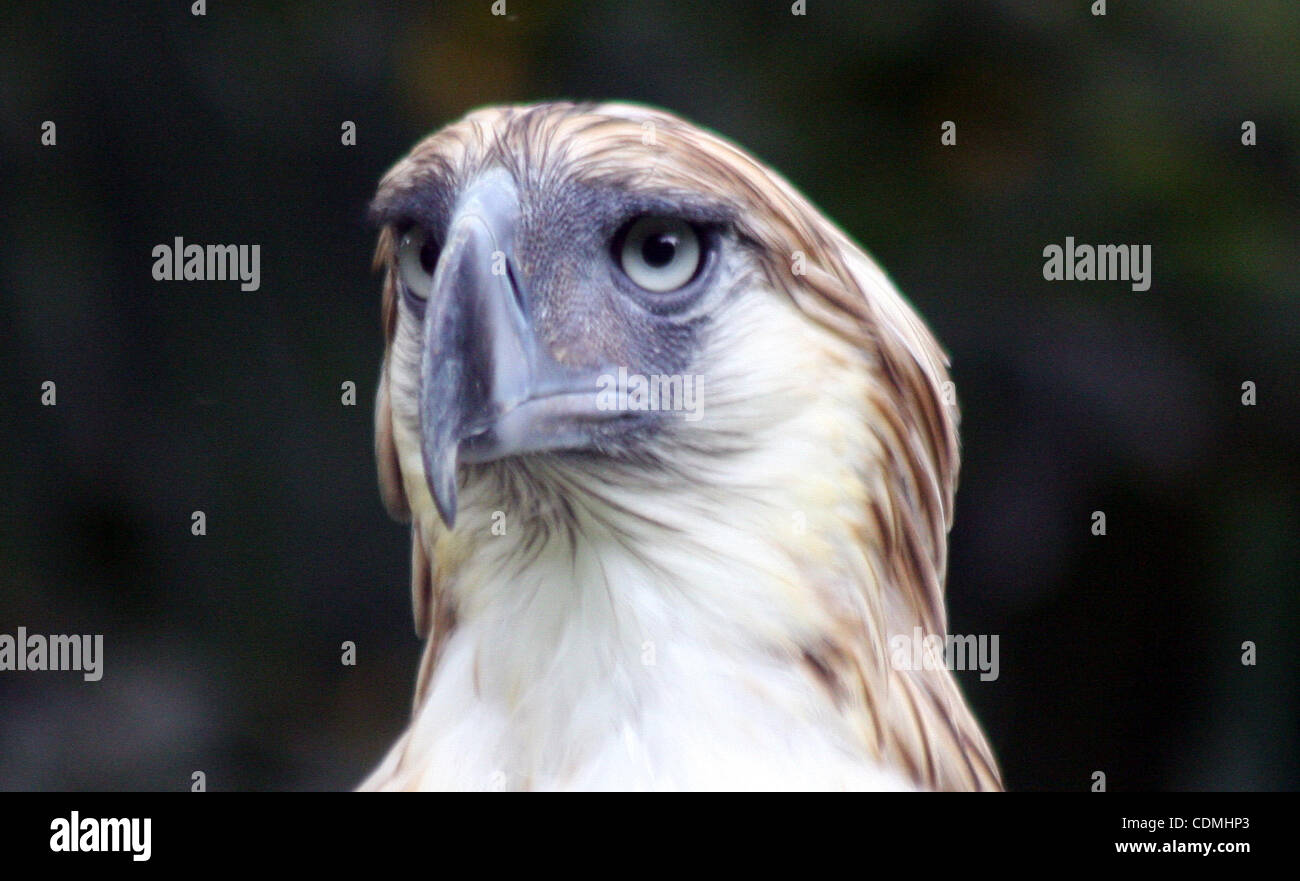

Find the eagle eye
[[396, 226, 440, 298], [615, 216, 702, 293]]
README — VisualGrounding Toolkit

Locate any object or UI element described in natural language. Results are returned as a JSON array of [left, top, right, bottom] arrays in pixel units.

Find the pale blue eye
[[618, 217, 700, 292], [397, 227, 438, 298]]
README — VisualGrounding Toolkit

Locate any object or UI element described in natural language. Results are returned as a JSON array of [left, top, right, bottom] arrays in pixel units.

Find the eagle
[[359, 102, 1001, 791]]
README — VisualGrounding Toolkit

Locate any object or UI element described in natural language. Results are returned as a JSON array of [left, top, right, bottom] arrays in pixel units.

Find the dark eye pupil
[[642, 233, 678, 268], [419, 238, 439, 274]]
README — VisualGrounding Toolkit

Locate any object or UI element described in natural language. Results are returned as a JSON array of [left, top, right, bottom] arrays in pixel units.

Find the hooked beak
[[419, 171, 608, 528]]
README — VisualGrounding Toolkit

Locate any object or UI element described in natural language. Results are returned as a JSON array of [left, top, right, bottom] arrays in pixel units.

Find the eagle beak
[[419, 171, 605, 528]]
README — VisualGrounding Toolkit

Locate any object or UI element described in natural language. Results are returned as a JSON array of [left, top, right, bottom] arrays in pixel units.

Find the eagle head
[[365, 102, 1000, 791]]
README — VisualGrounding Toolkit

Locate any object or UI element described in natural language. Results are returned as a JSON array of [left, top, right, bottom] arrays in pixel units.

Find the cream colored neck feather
[[364, 467, 913, 790]]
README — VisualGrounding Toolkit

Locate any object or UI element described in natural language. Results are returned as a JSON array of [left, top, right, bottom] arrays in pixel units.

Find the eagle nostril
[[504, 258, 527, 319]]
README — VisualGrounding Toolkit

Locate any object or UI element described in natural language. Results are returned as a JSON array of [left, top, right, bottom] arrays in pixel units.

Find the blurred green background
[[1, 0, 1296, 790]]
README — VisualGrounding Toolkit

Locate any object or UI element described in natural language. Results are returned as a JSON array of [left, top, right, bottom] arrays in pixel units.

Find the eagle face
[[366, 103, 1001, 791], [373, 158, 737, 527]]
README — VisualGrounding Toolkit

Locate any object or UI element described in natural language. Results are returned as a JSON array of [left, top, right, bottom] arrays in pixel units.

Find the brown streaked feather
[[412, 570, 457, 709], [373, 226, 409, 523], [374, 362, 409, 523]]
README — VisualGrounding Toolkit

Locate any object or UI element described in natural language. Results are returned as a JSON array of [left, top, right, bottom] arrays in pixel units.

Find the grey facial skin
[[418, 171, 628, 526]]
